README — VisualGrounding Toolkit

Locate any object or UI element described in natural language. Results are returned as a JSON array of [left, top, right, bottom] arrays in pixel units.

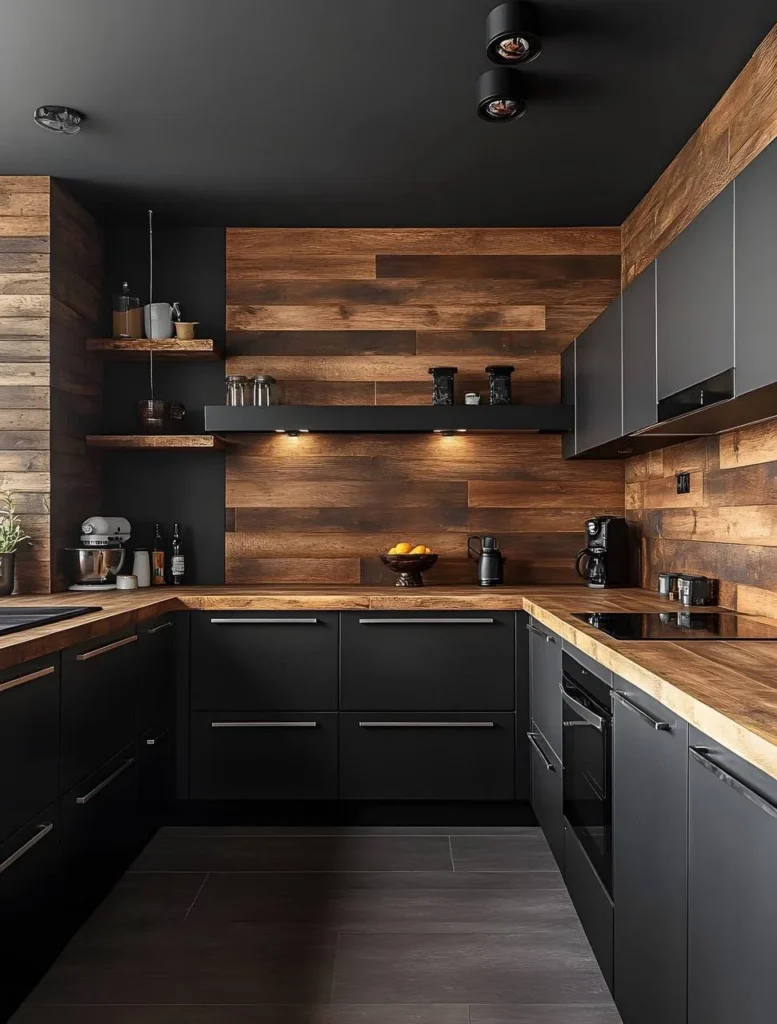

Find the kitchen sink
[[0, 606, 102, 638]]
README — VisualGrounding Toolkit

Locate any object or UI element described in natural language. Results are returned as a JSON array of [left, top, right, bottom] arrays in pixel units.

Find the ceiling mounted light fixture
[[477, 69, 526, 122], [33, 106, 85, 134], [486, 3, 541, 65]]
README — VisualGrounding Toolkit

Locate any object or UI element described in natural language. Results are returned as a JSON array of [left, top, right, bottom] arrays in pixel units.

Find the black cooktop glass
[[0, 606, 102, 638], [574, 611, 777, 641]]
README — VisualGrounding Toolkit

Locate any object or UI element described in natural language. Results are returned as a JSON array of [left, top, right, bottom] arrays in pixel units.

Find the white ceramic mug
[[143, 302, 175, 339], [133, 549, 151, 588]]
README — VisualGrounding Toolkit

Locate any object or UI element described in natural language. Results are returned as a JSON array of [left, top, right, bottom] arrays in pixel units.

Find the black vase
[[0, 552, 16, 596]]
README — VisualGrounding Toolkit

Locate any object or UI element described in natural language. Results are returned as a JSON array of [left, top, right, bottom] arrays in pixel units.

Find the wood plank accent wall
[[0, 176, 102, 592], [627, 420, 777, 615], [225, 228, 623, 585], [621, 24, 777, 286]]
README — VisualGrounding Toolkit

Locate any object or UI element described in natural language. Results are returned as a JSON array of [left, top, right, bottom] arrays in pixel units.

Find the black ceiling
[[0, 1, 773, 226]]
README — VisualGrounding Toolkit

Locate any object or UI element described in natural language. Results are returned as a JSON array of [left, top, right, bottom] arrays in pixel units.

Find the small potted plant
[[0, 493, 30, 596]]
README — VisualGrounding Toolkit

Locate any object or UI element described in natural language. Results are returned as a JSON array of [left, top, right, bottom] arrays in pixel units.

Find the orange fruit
[[394, 542, 413, 554], [410, 545, 426, 554], [387, 546, 398, 555]]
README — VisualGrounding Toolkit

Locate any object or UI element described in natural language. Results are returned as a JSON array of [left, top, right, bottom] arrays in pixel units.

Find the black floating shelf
[[204, 404, 573, 434]]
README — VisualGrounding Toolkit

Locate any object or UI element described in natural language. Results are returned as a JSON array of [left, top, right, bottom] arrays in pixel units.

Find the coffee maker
[[575, 517, 629, 589], [468, 535, 505, 586]]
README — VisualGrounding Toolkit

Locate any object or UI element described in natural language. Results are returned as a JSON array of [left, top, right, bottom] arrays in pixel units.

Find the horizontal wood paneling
[[226, 228, 623, 584], [622, 25, 777, 284]]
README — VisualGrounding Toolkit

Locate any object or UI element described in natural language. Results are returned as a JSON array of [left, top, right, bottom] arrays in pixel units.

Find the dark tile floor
[[13, 827, 621, 1023]]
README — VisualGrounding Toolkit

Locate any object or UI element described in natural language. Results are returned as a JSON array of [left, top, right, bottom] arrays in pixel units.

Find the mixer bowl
[[66, 547, 126, 584]]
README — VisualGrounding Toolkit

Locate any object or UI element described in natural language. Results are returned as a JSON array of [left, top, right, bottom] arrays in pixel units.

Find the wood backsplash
[[225, 227, 624, 585], [627, 418, 777, 615]]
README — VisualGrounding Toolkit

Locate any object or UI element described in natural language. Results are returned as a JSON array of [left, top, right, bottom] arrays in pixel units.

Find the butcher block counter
[[3, 584, 777, 780]]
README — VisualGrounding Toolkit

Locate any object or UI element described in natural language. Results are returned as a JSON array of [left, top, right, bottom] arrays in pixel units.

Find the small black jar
[[485, 364, 515, 405], [428, 366, 458, 406]]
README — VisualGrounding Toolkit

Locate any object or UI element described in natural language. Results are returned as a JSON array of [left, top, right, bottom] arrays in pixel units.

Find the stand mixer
[[66, 517, 131, 591]]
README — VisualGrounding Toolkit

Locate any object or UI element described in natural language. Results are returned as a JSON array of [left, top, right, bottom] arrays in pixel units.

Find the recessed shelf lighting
[[33, 106, 85, 134]]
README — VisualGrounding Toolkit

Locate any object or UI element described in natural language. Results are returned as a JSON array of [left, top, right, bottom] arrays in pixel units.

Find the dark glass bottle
[[152, 522, 165, 585], [171, 522, 185, 585]]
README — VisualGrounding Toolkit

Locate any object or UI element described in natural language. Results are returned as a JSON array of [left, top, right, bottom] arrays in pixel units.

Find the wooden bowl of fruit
[[381, 543, 438, 587]]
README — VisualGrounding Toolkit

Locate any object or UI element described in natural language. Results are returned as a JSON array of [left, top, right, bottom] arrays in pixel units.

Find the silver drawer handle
[[358, 721, 495, 728], [146, 730, 168, 746], [210, 617, 319, 625], [0, 664, 55, 694], [0, 822, 54, 875], [526, 623, 556, 643], [614, 692, 671, 731], [76, 758, 136, 805], [691, 747, 777, 821], [560, 680, 605, 732], [147, 621, 174, 635], [76, 634, 138, 661], [211, 720, 318, 728], [527, 732, 555, 771], [358, 618, 495, 625]]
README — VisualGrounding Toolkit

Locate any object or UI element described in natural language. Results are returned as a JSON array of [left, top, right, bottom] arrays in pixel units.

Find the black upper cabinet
[[575, 294, 622, 452], [687, 733, 777, 1024], [0, 656, 60, 844], [656, 184, 734, 400], [612, 680, 688, 1024], [190, 612, 338, 711], [734, 138, 777, 397], [621, 261, 657, 434], [560, 340, 576, 458]]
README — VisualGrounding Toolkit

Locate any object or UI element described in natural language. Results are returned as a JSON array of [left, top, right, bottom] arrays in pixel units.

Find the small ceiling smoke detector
[[477, 69, 526, 122], [33, 106, 85, 134], [486, 3, 541, 65]]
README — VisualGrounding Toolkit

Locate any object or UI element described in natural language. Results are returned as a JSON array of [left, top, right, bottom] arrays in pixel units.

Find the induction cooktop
[[0, 606, 102, 638], [574, 611, 777, 641]]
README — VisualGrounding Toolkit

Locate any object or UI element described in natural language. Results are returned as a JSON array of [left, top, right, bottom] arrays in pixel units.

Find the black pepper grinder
[[468, 535, 505, 586]]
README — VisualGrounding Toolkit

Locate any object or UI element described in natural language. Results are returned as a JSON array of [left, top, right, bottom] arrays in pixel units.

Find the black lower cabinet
[[137, 615, 176, 735], [60, 744, 139, 921], [0, 803, 62, 1019], [612, 683, 688, 1024], [190, 712, 338, 800], [339, 712, 515, 800], [564, 827, 614, 994], [138, 725, 174, 838], [528, 725, 563, 870], [688, 733, 777, 1024]]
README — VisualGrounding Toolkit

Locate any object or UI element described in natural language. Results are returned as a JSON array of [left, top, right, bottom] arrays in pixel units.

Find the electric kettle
[[468, 535, 505, 587]]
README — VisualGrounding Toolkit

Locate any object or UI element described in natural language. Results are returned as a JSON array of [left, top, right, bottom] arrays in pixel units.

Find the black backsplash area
[[100, 224, 226, 583]]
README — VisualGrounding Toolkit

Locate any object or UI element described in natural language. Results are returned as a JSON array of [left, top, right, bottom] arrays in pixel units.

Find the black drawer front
[[137, 614, 176, 734], [528, 619, 562, 761], [341, 612, 515, 711], [190, 612, 338, 711], [60, 743, 139, 918], [0, 803, 62, 1018], [138, 726, 174, 839], [564, 826, 614, 994], [0, 656, 60, 844], [61, 629, 139, 792], [190, 711, 338, 800], [528, 725, 564, 871], [339, 712, 515, 800]]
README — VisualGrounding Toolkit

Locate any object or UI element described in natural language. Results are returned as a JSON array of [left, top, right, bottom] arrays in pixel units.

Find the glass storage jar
[[251, 374, 277, 406], [225, 374, 249, 406]]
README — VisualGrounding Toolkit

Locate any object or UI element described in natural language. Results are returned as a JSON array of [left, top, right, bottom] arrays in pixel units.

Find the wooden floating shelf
[[204, 404, 573, 434], [86, 435, 227, 450], [86, 338, 220, 360]]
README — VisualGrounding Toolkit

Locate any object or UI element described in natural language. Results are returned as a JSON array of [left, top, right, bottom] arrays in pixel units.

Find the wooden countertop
[[4, 584, 777, 783]]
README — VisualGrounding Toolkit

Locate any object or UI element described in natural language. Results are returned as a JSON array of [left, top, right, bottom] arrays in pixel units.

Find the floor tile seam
[[182, 872, 210, 922]]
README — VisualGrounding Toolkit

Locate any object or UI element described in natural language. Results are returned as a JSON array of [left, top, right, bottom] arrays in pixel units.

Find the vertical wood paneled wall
[[0, 176, 102, 592], [225, 228, 624, 585]]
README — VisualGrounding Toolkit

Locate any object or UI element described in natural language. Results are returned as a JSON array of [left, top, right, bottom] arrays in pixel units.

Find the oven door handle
[[560, 679, 605, 732]]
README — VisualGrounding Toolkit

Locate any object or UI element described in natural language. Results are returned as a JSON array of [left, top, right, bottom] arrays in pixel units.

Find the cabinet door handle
[[527, 732, 556, 771], [76, 634, 138, 661], [560, 679, 605, 732], [690, 747, 777, 821], [613, 691, 671, 731], [209, 617, 319, 625], [526, 623, 556, 643], [147, 621, 173, 635], [76, 758, 136, 805], [0, 664, 55, 694], [211, 720, 318, 728], [0, 821, 54, 876], [358, 720, 495, 728], [358, 618, 495, 625], [146, 730, 168, 746]]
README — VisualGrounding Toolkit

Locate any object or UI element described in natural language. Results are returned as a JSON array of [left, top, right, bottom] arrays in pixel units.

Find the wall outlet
[[676, 472, 691, 494]]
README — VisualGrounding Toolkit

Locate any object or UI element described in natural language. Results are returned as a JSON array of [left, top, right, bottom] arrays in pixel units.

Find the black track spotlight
[[33, 106, 85, 134], [486, 3, 541, 65], [477, 69, 526, 122]]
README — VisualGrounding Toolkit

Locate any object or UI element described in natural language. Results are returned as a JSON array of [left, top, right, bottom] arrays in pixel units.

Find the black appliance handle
[[560, 677, 605, 732], [575, 548, 590, 579]]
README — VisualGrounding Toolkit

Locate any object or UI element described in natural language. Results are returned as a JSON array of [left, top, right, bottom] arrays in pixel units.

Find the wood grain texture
[[87, 338, 219, 360], [622, 25, 777, 284], [86, 435, 226, 450], [226, 227, 623, 583]]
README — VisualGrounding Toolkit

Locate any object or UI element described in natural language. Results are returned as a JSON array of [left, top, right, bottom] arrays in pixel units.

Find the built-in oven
[[561, 652, 613, 896]]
